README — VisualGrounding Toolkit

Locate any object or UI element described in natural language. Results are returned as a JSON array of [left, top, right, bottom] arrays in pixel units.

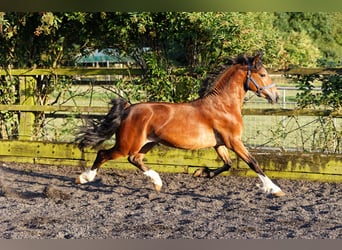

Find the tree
[[273, 12, 342, 67]]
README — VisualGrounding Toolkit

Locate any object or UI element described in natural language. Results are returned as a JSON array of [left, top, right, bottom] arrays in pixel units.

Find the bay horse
[[75, 52, 285, 197]]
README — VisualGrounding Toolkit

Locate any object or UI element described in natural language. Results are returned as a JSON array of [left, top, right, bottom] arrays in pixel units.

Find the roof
[[75, 50, 135, 64]]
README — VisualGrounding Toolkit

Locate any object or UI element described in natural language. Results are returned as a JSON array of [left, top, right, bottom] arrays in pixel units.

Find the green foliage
[[0, 75, 19, 139], [282, 31, 322, 67], [273, 12, 342, 67], [295, 74, 342, 110], [320, 75, 342, 110], [138, 51, 200, 102], [1, 12, 341, 70], [0, 75, 18, 104]]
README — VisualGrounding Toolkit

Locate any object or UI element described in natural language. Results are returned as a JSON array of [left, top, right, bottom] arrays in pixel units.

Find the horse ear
[[252, 52, 263, 70]]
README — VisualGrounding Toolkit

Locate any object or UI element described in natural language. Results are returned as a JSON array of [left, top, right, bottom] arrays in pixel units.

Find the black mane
[[198, 53, 262, 97]]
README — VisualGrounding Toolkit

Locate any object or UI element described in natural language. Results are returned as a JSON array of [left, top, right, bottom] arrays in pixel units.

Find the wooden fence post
[[18, 76, 36, 140]]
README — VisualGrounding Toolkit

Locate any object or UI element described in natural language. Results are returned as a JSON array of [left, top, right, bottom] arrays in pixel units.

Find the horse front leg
[[128, 142, 163, 192], [128, 153, 163, 192], [193, 145, 232, 178], [231, 139, 285, 197]]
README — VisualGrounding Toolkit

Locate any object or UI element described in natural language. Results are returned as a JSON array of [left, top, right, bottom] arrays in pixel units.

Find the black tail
[[76, 98, 129, 150]]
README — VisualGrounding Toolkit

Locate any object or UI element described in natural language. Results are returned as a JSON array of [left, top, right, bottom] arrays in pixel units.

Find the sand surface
[[0, 162, 341, 239]]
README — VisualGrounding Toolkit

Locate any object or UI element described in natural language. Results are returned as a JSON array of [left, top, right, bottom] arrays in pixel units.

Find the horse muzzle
[[264, 89, 280, 104]]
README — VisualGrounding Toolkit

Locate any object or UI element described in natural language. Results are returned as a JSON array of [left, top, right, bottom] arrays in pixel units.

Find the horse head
[[244, 53, 280, 104]]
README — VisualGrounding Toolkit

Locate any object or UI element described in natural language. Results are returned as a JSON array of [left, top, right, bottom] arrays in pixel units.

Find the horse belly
[[155, 124, 217, 150]]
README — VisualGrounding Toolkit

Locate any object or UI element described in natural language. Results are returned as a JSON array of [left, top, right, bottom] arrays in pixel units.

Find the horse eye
[[260, 73, 266, 77]]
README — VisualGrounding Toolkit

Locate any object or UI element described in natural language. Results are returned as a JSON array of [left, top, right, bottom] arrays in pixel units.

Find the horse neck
[[202, 65, 247, 110]]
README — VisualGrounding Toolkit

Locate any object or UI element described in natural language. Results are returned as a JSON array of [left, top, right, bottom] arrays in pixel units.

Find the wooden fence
[[0, 67, 341, 183]]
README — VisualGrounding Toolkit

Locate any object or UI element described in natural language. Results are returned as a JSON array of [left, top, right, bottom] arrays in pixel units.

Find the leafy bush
[[0, 76, 19, 139], [295, 74, 341, 110]]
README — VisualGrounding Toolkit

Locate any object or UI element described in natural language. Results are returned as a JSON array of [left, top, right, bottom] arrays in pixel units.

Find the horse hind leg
[[76, 147, 125, 184], [193, 145, 232, 178]]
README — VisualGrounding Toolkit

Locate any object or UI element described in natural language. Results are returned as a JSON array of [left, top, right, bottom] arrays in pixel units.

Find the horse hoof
[[75, 170, 97, 184], [75, 175, 89, 184], [193, 167, 210, 177], [272, 190, 285, 197], [193, 168, 204, 177], [154, 184, 162, 192], [75, 176, 82, 184]]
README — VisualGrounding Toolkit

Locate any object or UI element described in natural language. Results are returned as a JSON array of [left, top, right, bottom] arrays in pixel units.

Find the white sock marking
[[144, 169, 163, 188], [257, 174, 282, 194], [78, 169, 97, 184]]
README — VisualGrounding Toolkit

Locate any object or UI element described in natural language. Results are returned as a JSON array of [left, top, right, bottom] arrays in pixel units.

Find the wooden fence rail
[[1, 105, 341, 117]]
